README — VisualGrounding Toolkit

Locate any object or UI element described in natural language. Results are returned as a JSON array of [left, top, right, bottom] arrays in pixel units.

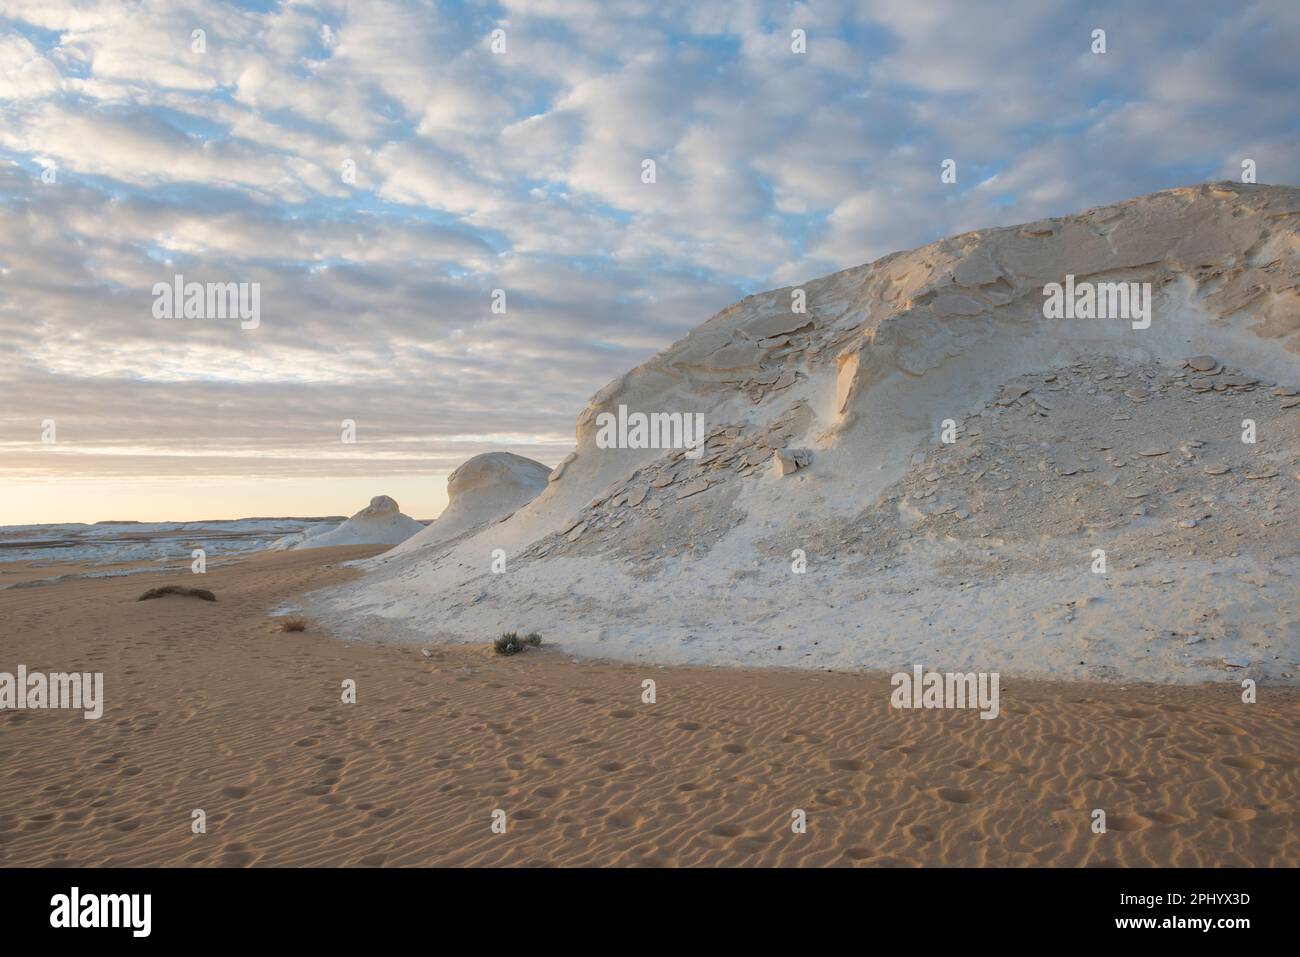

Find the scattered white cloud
[[1, 0, 1296, 503]]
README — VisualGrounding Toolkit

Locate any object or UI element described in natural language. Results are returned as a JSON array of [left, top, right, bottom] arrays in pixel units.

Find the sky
[[1, 0, 1298, 525]]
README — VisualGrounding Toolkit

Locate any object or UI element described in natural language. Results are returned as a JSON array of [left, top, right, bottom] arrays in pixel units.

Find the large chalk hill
[[316, 183, 1300, 684]]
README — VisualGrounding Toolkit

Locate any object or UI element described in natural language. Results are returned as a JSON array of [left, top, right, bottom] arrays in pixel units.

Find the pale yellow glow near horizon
[[0, 476, 452, 526]]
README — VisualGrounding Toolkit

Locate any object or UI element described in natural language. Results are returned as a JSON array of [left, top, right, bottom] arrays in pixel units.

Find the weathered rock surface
[[387, 452, 551, 555], [316, 184, 1300, 685]]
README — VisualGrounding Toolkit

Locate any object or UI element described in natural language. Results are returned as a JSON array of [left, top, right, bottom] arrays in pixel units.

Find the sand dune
[[1, 549, 1296, 867]]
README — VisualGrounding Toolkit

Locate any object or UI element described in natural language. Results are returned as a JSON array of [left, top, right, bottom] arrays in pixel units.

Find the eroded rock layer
[[316, 183, 1300, 684]]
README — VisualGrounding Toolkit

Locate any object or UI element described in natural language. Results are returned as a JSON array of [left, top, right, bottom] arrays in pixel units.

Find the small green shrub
[[494, 632, 524, 656], [524, 631, 542, 647]]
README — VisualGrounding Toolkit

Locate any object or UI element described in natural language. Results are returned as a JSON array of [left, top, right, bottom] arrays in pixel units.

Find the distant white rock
[[276, 496, 424, 550], [268, 522, 334, 551], [387, 452, 551, 555]]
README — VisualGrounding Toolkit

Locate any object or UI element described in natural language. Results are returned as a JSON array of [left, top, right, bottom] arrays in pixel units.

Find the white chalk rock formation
[[316, 184, 1300, 685], [286, 496, 424, 549], [267, 522, 335, 551], [387, 452, 552, 556]]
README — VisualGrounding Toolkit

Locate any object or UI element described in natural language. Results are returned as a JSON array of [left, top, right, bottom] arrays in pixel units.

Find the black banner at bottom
[[0, 866, 1283, 944]]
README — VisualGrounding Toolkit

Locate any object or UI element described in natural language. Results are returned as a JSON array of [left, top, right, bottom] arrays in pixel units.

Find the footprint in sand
[[1213, 807, 1256, 821], [677, 721, 701, 731], [909, 824, 937, 842], [978, 760, 1014, 773], [721, 743, 747, 755], [610, 710, 634, 719], [829, 758, 866, 772], [1142, 810, 1184, 825], [1208, 724, 1247, 736], [221, 843, 258, 866], [709, 823, 745, 839], [936, 787, 974, 804], [222, 785, 250, 799], [1105, 813, 1150, 832], [598, 761, 625, 773], [1222, 756, 1266, 770]]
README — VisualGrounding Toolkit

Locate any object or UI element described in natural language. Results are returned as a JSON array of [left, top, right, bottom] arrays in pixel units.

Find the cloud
[[0, 0, 1296, 514], [0, 34, 64, 99]]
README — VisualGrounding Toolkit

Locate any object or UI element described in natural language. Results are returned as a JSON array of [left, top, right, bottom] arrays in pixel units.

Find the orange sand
[[1, 547, 1296, 866]]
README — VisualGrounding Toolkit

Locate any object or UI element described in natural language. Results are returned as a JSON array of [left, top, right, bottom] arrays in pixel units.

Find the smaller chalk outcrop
[[388, 452, 552, 555], [276, 496, 425, 550]]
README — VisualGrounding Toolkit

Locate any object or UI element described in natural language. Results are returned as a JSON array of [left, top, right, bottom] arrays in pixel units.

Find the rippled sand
[[1, 547, 1296, 867]]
